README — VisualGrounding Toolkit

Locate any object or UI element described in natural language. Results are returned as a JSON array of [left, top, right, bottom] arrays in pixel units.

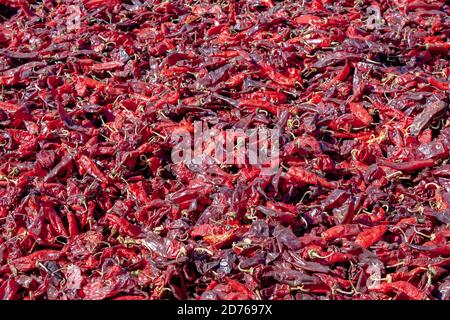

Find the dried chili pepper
[[355, 225, 388, 248], [0, 0, 448, 301]]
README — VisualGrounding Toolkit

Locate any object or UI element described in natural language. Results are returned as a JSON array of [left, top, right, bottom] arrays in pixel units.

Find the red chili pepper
[[0, 279, 20, 300], [1, 250, 64, 273], [66, 211, 79, 237], [245, 90, 287, 104], [91, 61, 124, 72], [323, 61, 351, 89], [409, 244, 450, 256], [77, 155, 108, 183], [113, 295, 146, 300], [0, 0, 449, 301], [379, 159, 435, 171], [154, 89, 180, 109], [349, 102, 373, 127], [223, 72, 247, 88], [102, 214, 142, 237], [238, 99, 279, 115], [429, 77, 450, 91], [83, 0, 121, 10], [355, 225, 388, 248], [259, 64, 298, 88], [321, 224, 361, 241], [373, 101, 409, 120], [292, 15, 322, 26], [370, 281, 427, 300], [43, 202, 68, 237], [286, 166, 336, 189]]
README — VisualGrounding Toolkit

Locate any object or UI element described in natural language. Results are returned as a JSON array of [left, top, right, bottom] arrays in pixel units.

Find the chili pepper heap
[[0, 0, 449, 300]]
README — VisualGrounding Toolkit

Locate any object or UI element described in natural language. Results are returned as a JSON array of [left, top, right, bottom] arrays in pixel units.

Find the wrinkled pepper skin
[[0, 0, 448, 301]]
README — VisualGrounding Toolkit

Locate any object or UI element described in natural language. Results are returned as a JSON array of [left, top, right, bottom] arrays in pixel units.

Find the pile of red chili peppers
[[0, 0, 449, 300]]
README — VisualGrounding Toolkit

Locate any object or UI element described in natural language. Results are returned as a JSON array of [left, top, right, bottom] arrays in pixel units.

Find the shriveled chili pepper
[[370, 281, 427, 300], [321, 224, 361, 241], [286, 166, 336, 189], [379, 159, 436, 171], [0, 0, 448, 302], [355, 225, 388, 248], [349, 102, 373, 127], [429, 77, 450, 91], [101, 214, 142, 237], [0, 250, 64, 274]]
